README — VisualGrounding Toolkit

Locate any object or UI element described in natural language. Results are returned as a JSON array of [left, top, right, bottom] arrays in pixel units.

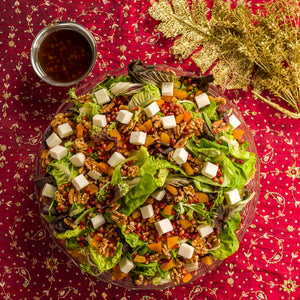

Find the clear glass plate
[[35, 65, 260, 290]]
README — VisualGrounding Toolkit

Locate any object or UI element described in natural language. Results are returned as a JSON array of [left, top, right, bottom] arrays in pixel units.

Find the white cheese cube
[[46, 132, 62, 148], [162, 115, 176, 129], [196, 224, 214, 237], [172, 148, 188, 165], [195, 93, 211, 109], [49, 145, 68, 160], [129, 131, 146, 145], [87, 170, 101, 181], [116, 110, 133, 125], [154, 218, 173, 235], [140, 204, 154, 219], [57, 123, 73, 139], [70, 153, 85, 167], [178, 243, 194, 259], [225, 188, 241, 205], [229, 114, 241, 129], [201, 161, 219, 179], [42, 183, 57, 198], [72, 174, 89, 191], [108, 152, 126, 167], [91, 214, 106, 229], [161, 82, 174, 96], [93, 114, 107, 127], [119, 256, 134, 274], [151, 190, 166, 201], [94, 88, 110, 104], [144, 101, 160, 118]]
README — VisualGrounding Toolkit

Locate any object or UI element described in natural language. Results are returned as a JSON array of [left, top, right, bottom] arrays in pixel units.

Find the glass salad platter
[[35, 61, 260, 290]]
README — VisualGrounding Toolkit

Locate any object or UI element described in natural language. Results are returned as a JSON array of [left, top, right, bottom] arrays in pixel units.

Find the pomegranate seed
[[217, 140, 222, 144], [111, 115, 116, 121], [212, 129, 217, 134]]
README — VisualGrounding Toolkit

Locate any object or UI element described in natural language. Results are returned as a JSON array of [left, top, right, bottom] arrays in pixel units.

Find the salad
[[36, 60, 257, 286]]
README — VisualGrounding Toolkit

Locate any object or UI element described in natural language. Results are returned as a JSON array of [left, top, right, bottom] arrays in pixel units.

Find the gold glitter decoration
[[149, 0, 300, 118]]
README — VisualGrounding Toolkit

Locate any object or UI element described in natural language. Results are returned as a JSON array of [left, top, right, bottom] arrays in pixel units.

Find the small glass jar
[[30, 21, 97, 86]]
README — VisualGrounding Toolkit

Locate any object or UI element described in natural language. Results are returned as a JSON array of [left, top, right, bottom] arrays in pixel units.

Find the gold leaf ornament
[[149, 0, 300, 118]]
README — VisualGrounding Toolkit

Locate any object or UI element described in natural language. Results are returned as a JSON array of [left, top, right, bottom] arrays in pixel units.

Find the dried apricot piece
[[160, 259, 176, 271], [165, 184, 178, 195], [167, 236, 179, 249], [148, 241, 162, 252]]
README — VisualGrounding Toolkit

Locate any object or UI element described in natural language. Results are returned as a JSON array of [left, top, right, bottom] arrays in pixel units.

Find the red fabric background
[[0, 1, 299, 299]]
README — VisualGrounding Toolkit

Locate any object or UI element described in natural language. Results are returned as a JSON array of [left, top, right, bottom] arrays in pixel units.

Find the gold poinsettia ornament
[[149, 0, 300, 119]]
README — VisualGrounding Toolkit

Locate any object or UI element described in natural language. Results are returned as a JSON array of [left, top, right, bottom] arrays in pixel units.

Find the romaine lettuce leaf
[[186, 137, 228, 160], [121, 225, 146, 248], [201, 100, 218, 121], [128, 83, 161, 111], [119, 173, 158, 215], [132, 261, 158, 276], [55, 227, 83, 239], [46, 152, 79, 188], [211, 212, 241, 260], [111, 146, 149, 185], [90, 241, 123, 272]]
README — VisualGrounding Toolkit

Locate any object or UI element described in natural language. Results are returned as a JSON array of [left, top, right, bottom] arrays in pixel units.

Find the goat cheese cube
[[49, 145, 68, 160], [161, 82, 174, 96], [178, 243, 194, 259], [225, 188, 241, 205], [70, 153, 85, 168], [91, 214, 106, 229], [130, 131, 146, 145], [201, 161, 219, 179], [144, 102, 160, 118], [46, 132, 62, 148], [162, 115, 176, 129], [140, 204, 154, 219], [57, 123, 73, 139], [119, 257, 134, 274], [116, 109, 133, 125], [196, 224, 214, 237], [87, 170, 101, 181], [93, 114, 107, 127], [42, 183, 57, 198], [94, 88, 110, 105], [172, 148, 188, 165], [151, 189, 166, 201], [195, 93, 211, 109], [229, 114, 241, 129], [72, 174, 89, 191], [154, 218, 173, 235], [108, 152, 126, 167]]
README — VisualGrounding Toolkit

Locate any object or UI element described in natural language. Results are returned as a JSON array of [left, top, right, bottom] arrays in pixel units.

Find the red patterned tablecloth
[[0, 1, 299, 299]]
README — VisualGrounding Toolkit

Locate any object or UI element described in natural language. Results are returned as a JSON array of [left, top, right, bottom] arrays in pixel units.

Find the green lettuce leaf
[[90, 241, 123, 272], [46, 151, 79, 188], [128, 83, 161, 111], [132, 262, 158, 276], [121, 225, 146, 248], [211, 212, 241, 260], [186, 137, 228, 160], [65, 237, 79, 250], [119, 173, 158, 215], [55, 227, 83, 239], [201, 100, 218, 121], [111, 146, 149, 185]]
